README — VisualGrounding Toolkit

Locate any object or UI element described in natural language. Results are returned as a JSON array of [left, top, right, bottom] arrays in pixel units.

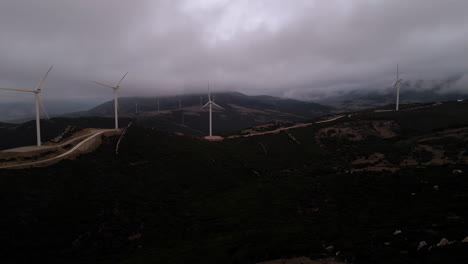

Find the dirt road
[[0, 129, 116, 169], [227, 115, 346, 139]]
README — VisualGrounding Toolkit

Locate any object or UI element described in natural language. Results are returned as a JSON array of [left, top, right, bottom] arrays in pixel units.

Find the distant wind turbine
[[157, 98, 160, 113], [393, 64, 403, 111], [92, 72, 128, 129], [179, 99, 184, 124], [202, 85, 224, 136], [0, 66, 53, 146]]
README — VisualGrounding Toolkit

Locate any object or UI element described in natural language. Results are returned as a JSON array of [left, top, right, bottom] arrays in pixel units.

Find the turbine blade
[[38, 96, 50, 119], [202, 102, 210, 108], [117, 72, 128, 87], [92, 81, 116, 89], [212, 102, 224, 110], [35, 65, 53, 91], [0, 88, 36, 93]]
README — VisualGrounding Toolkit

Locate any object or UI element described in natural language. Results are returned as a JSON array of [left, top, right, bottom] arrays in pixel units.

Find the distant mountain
[[321, 85, 468, 112], [0, 99, 104, 123], [82, 92, 332, 136]]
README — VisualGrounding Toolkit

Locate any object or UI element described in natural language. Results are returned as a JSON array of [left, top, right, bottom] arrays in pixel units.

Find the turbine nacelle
[[91, 72, 128, 130], [202, 101, 224, 110], [92, 72, 128, 90], [394, 65, 402, 111], [34, 65, 53, 92], [202, 87, 225, 137], [393, 79, 403, 86], [91, 81, 118, 90], [389, 79, 403, 88]]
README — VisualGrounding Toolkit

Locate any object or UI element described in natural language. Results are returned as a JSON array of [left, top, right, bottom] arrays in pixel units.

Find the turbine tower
[[394, 64, 403, 111], [92, 72, 128, 130], [0, 66, 53, 146], [179, 99, 184, 124], [202, 86, 224, 136]]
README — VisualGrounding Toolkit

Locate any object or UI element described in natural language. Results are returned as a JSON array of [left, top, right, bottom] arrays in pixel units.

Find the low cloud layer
[[0, 0, 467, 103]]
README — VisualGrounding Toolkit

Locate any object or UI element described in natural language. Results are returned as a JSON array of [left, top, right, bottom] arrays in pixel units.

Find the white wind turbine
[[92, 72, 128, 130], [0, 66, 53, 146], [202, 85, 224, 136], [393, 64, 403, 111], [157, 98, 160, 113]]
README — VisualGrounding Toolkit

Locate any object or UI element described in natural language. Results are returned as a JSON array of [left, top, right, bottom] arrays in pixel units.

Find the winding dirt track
[[0, 129, 114, 169], [225, 103, 441, 140], [227, 115, 346, 139]]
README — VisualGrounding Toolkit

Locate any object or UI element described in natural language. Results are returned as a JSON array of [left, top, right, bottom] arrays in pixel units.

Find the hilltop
[[0, 100, 467, 263], [83, 91, 331, 136]]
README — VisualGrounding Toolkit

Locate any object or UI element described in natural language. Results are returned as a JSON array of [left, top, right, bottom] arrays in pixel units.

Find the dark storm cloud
[[0, 0, 467, 103]]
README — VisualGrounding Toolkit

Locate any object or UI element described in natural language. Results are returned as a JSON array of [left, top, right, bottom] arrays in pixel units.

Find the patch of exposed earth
[[316, 120, 399, 143], [417, 145, 455, 165], [351, 152, 398, 172], [257, 257, 346, 264], [241, 122, 294, 135], [418, 127, 468, 143]]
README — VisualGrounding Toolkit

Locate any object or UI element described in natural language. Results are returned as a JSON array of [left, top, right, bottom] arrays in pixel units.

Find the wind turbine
[[393, 64, 403, 111], [0, 66, 53, 146], [179, 99, 184, 124], [92, 72, 128, 129], [202, 86, 224, 137], [157, 98, 160, 113]]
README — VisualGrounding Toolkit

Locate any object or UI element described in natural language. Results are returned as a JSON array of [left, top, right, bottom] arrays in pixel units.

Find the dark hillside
[[0, 101, 467, 263]]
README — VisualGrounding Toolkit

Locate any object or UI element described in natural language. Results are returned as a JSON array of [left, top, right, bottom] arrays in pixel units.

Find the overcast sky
[[0, 0, 467, 103]]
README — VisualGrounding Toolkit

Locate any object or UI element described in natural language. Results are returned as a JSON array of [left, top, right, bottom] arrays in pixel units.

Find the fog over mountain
[[0, 0, 467, 103]]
